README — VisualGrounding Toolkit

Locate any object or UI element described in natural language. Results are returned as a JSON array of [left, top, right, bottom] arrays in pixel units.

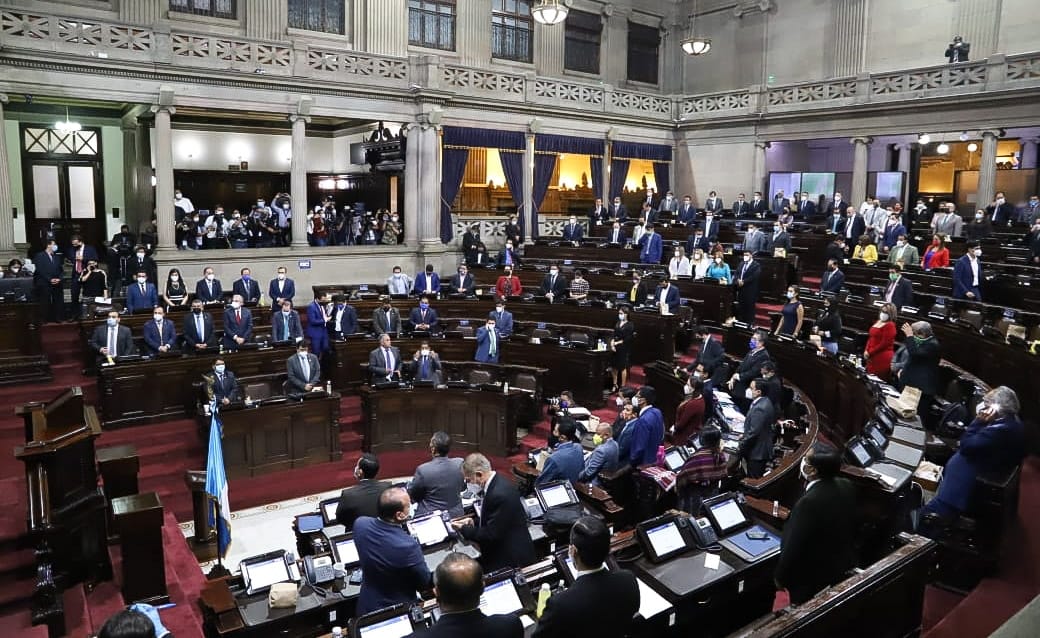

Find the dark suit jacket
[[734, 259, 762, 304], [458, 474, 536, 572], [988, 202, 1015, 225], [420, 610, 523, 638], [732, 201, 751, 217], [369, 345, 402, 381], [209, 371, 239, 404], [561, 223, 584, 241], [408, 306, 440, 331], [589, 205, 610, 226], [272, 310, 303, 342], [142, 318, 177, 353], [353, 515, 431, 616], [413, 272, 441, 295], [736, 347, 771, 384], [32, 250, 63, 287], [329, 304, 358, 337], [195, 278, 223, 303], [952, 255, 982, 299], [474, 326, 500, 363], [750, 199, 769, 216], [286, 352, 321, 395], [222, 307, 253, 347], [533, 569, 639, 638], [738, 397, 775, 462], [771, 196, 790, 215], [677, 202, 698, 224], [820, 268, 845, 294], [126, 282, 159, 313], [797, 199, 817, 219], [371, 307, 401, 336], [768, 231, 792, 252], [539, 274, 569, 298], [884, 276, 915, 309], [605, 228, 628, 245], [692, 336, 724, 372], [900, 335, 940, 395], [267, 277, 296, 304], [448, 274, 474, 293], [183, 312, 217, 349], [686, 235, 711, 256], [775, 478, 857, 604], [703, 197, 724, 214], [232, 278, 261, 303], [843, 216, 866, 245], [609, 204, 628, 221], [825, 241, 846, 263], [89, 324, 136, 357], [649, 285, 680, 313], [335, 480, 391, 530], [935, 416, 1025, 513]]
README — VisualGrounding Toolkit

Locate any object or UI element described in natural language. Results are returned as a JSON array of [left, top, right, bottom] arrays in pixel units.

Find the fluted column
[[895, 142, 912, 203], [356, 0, 408, 57], [417, 115, 441, 246], [403, 124, 420, 246], [752, 141, 770, 196], [523, 133, 535, 242], [601, 6, 629, 85], [955, 0, 1001, 60], [244, 0, 288, 40], [136, 119, 154, 220], [121, 120, 141, 224], [535, 20, 565, 77], [850, 136, 872, 207], [1019, 138, 1039, 170], [457, 0, 492, 67], [151, 103, 176, 250], [119, 0, 163, 24], [977, 130, 1001, 209], [831, 0, 867, 77], [0, 94, 14, 253], [289, 113, 310, 248]]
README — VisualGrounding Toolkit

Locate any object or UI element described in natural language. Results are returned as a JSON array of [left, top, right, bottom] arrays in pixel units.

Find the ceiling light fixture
[[918, 134, 931, 145], [54, 106, 81, 133], [682, 0, 711, 56], [959, 132, 970, 142], [967, 142, 979, 153], [936, 143, 950, 154], [532, 0, 568, 25]]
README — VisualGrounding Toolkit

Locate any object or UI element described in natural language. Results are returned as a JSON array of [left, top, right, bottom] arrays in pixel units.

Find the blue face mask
[[748, 339, 757, 350], [420, 303, 429, 310], [215, 365, 225, 374], [560, 400, 569, 409], [242, 275, 250, 281]]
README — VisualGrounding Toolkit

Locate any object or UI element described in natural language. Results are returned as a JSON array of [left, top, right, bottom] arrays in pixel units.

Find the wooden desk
[[97, 344, 300, 427], [204, 393, 342, 479], [360, 385, 524, 457], [0, 301, 51, 385]]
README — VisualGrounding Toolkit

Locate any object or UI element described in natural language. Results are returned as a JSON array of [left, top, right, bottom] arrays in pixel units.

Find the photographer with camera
[[271, 192, 292, 246], [945, 35, 969, 63]]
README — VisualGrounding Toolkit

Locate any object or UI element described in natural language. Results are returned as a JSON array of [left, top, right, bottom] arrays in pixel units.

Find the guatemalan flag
[[205, 411, 232, 558]]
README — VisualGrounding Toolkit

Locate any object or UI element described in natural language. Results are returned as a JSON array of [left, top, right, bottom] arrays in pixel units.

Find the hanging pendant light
[[681, 0, 711, 56], [532, 1, 568, 26], [55, 106, 82, 133]]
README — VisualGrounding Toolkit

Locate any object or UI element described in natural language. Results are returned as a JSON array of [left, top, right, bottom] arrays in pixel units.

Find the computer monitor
[[353, 610, 417, 638], [535, 481, 578, 511], [704, 493, 749, 536], [637, 516, 690, 563], [328, 533, 360, 568], [296, 513, 324, 534], [479, 575, 526, 617], [663, 446, 688, 472], [240, 551, 293, 595], [406, 513, 450, 548], [320, 497, 340, 526], [866, 423, 887, 450], [847, 438, 874, 467]]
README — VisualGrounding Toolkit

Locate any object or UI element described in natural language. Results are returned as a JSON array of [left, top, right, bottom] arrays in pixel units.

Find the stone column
[[523, 133, 535, 242], [457, 0, 493, 67], [535, 20, 565, 77], [121, 119, 141, 226], [751, 141, 770, 196], [119, 0, 164, 24], [601, 6, 629, 85], [151, 104, 176, 251], [895, 142, 912, 204], [417, 117, 441, 246], [244, 0, 287, 41], [403, 123, 420, 246], [955, 0, 1002, 60], [289, 113, 310, 248], [831, 0, 867, 77], [136, 119, 154, 220], [602, 137, 613, 200], [1019, 138, 1039, 170], [977, 129, 1001, 209], [356, 0, 408, 57], [850, 136, 872, 207], [0, 94, 14, 253]]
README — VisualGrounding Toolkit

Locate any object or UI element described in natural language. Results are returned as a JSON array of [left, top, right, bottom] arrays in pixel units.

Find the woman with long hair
[[610, 305, 636, 392]]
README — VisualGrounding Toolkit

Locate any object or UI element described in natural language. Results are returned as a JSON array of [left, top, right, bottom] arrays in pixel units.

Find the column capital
[[416, 109, 443, 130], [0, 93, 8, 105], [753, 141, 771, 150], [850, 136, 873, 146], [287, 114, 311, 125], [980, 129, 1003, 139], [893, 142, 913, 151], [1019, 137, 1040, 145], [150, 104, 175, 116]]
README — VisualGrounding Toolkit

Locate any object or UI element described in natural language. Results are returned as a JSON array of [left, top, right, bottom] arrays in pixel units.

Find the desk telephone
[[692, 517, 719, 548], [303, 555, 335, 585]]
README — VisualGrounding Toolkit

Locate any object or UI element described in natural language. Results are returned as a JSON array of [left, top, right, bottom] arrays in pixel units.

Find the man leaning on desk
[[532, 516, 639, 638]]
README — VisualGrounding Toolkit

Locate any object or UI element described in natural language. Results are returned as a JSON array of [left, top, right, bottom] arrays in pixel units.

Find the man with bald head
[[353, 487, 433, 616], [578, 423, 618, 487], [419, 553, 523, 637]]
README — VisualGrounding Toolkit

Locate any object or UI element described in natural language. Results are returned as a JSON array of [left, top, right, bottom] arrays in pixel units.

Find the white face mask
[[897, 240, 906, 247], [618, 314, 626, 321], [879, 312, 889, 322], [786, 291, 795, 299], [692, 371, 702, 380], [170, 275, 179, 282], [973, 249, 982, 257], [421, 349, 430, 356], [743, 255, 752, 263], [745, 388, 754, 399], [631, 396, 641, 408], [278, 273, 286, 280], [496, 306, 504, 313], [231, 301, 241, 309], [137, 277, 146, 284], [466, 481, 482, 494], [137, 253, 146, 259], [550, 270, 558, 276], [154, 314, 163, 322], [976, 401, 989, 416], [206, 274, 215, 281], [800, 458, 812, 481], [175, 194, 182, 200]]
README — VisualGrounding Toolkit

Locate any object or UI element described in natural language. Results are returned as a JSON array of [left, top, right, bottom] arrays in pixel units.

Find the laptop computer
[[703, 493, 781, 563]]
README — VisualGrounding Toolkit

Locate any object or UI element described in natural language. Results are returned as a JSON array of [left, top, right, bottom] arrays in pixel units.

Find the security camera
[[24, 94, 33, 104]]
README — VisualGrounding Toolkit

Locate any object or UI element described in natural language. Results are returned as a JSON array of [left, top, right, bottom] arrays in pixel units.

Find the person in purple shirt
[[629, 386, 665, 466]]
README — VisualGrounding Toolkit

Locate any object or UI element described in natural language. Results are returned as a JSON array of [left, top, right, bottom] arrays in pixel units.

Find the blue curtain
[[531, 154, 558, 239], [590, 156, 603, 200], [440, 147, 469, 243], [443, 126, 525, 150], [609, 159, 630, 201], [536, 134, 605, 156], [612, 141, 672, 161], [499, 151, 526, 236], [653, 162, 670, 197]]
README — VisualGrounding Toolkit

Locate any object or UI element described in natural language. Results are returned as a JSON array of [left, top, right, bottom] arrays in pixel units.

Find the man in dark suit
[[474, 316, 500, 363], [898, 321, 942, 423], [733, 251, 762, 324], [232, 267, 261, 303], [605, 221, 627, 245], [353, 488, 432, 616], [771, 190, 790, 217], [409, 341, 443, 384], [413, 264, 441, 295], [66, 234, 99, 309], [637, 202, 659, 227], [408, 431, 465, 518], [89, 310, 136, 360], [589, 198, 609, 226], [701, 212, 719, 242], [328, 294, 358, 339], [448, 264, 474, 295], [737, 379, 775, 478], [638, 224, 663, 264], [732, 193, 751, 218], [820, 259, 845, 294], [421, 553, 523, 638], [272, 300, 303, 343], [206, 358, 238, 406], [306, 292, 331, 354], [775, 443, 856, 604], [727, 329, 772, 401], [194, 267, 223, 303], [532, 517, 639, 638], [883, 265, 914, 310], [538, 264, 568, 302], [32, 239, 65, 322], [142, 306, 177, 354], [824, 193, 846, 220], [750, 192, 768, 217], [461, 225, 480, 264], [825, 238, 847, 264], [222, 294, 253, 350], [842, 208, 866, 247], [702, 191, 723, 215], [944, 35, 970, 63], [797, 191, 817, 219], [126, 269, 159, 313], [184, 300, 217, 352], [128, 246, 157, 285], [561, 215, 583, 242], [768, 223, 792, 253], [286, 340, 322, 397], [408, 296, 439, 333], [268, 266, 296, 306], [686, 229, 710, 256], [452, 453, 536, 572], [536, 419, 584, 486], [498, 240, 521, 268], [688, 326, 724, 374], [677, 195, 698, 224], [650, 279, 680, 314], [490, 303, 513, 337], [609, 196, 628, 222], [371, 297, 402, 337], [952, 242, 984, 300], [369, 333, 403, 383], [336, 453, 391, 531]]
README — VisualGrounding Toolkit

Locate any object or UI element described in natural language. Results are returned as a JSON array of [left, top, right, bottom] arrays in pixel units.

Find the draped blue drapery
[[443, 127, 525, 150], [440, 147, 470, 243], [535, 134, 605, 156], [590, 157, 604, 200], [499, 151, 526, 236], [612, 141, 672, 161], [531, 154, 558, 239], [609, 159, 630, 201], [652, 162, 670, 198]]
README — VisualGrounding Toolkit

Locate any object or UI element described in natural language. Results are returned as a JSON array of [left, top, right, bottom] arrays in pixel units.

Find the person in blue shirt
[[490, 302, 513, 337], [578, 422, 619, 487], [537, 418, 584, 486], [305, 292, 331, 355], [126, 269, 159, 313], [474, 316, 500, 363], [637, 223, 663, 264], [353, 487, 433, 616], [629, 386, 665, 466]]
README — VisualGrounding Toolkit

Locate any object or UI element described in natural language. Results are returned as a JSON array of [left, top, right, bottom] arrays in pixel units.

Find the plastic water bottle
[[503, 381, 509, 394], [326, 380, 332, 394], [535, 583, 551, 618]]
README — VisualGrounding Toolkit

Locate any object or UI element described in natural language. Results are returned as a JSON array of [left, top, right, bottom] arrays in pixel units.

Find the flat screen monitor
[[356, 613, 415, 638], [874, 172, 904, 203], [297, 513, 324, 534], [800, 173, 836, 200], [329, 534, 360, 567], [479, 578, 524, 617], [320, 498, 340, 526], [535, 481, 578, 511], [866, 423, 887, 450], [663, 447, 687, 472], [848, 439, 873, 467], [643, 520, 688, 562], [241, 553, 292, 595], [406, 513, 450, 548], [705, 495, 748, 536]]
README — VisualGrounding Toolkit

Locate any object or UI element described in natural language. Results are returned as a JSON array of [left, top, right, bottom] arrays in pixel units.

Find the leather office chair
[[467, 369, 493, 386]]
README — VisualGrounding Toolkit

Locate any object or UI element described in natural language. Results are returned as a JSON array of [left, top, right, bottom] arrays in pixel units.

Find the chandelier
[[532, 0, 568, 26], [682, 0, 711, 56]]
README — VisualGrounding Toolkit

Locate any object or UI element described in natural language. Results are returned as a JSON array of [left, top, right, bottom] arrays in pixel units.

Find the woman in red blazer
[[864, 302, 898, 381], [921, 234, 950, 269]]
